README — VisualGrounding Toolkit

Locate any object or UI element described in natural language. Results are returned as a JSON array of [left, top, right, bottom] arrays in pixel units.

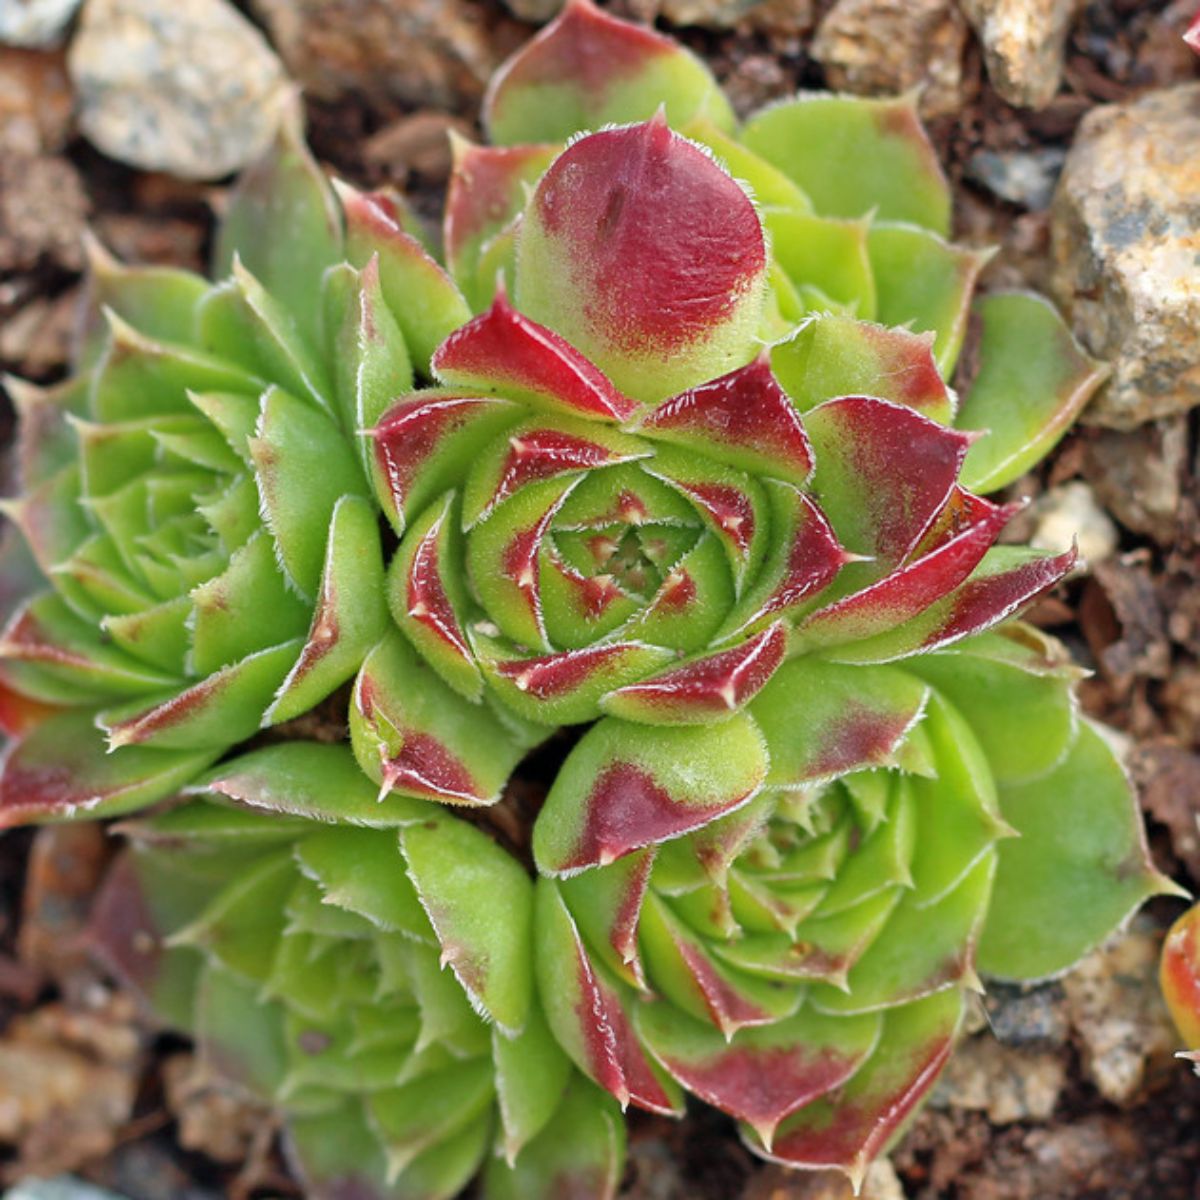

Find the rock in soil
[[1029, 480, 1118, 566], [68, 0, 288, 179], [933, 1037, 1068, 1124], [659, 0, 815, 33], [0, 153, 89, 272], [0, 47, 75, 155], [742, 1159, 906, 1198], [1050, 83, 1200, 429], [0, 994, 143, 1183], [811, 0, 969, 118], [1061, 918, 1180, 1106], [0, 0, 81, 47], [249, 0, 516, 113], [964, 147, 1065, 211], [960, 0, 1079, 109]]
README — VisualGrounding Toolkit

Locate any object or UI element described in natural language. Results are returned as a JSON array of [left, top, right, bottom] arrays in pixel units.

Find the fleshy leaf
[[742, 93, 951, 236], [192, 741, 430, 827], [768, 314, 955, 427], [100, 640, 301, 751], [350, 630, 530, 806], [751, 658, 929, 787], [979, 721, 1180, 981], [485, 1077, 625, 1200], [515, 114, 767, 403], [957, 292, 1109, 493], [249, 386, 369, 597], [535, 879, 683, 1114], [213, 103, 342, 348], [1162, 905, 1200, 1050], [491, 1003, 573, 1163], [637, 1003, 880, 1147], [759, 989, 964, 1186], [432, 289, 638, 422], [600, 622, 787, 725], [337, 181, 473, 374], [484, 0, 733, 145], [401, 814, 534, 1034], [266, 493, 390, 724], [444, 138, 559, 309], [632, 354, 814, 488], [534, 714, 768, 873], [803, 395, 972, 567], [824, 546, 1077, 664], [0, 708, 217, 828]]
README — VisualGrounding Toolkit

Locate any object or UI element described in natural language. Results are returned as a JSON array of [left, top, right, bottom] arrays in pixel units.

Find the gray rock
[[960, 0, 1079, 108], [811, 0, 968, 118], [1051, 84, 1200, 428], [8, 1180, 128, 1200], [983, 980, 1070, 1047], [965, 146, 1066, 210], [68, 0, 288, 180], [0, 0, 81, 47]]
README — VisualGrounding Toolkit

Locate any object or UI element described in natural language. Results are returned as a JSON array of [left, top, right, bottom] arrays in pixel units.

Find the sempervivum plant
[[0, 109, 472, 824], [90, 748, 624, 1200]]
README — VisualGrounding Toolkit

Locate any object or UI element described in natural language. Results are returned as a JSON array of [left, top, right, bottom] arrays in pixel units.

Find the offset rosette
[[0, 110, 474, 826], [534, 624, 1177, 1185], [450, 0, 1108, 495], [89, 743, 626, 1200]]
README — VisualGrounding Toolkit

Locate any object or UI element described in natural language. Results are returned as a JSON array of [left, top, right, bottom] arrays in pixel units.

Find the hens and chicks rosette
[[0, 3, 1176, 1198]]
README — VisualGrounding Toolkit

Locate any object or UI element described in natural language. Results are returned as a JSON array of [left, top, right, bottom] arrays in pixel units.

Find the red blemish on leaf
[[859, 324, 952, 418], [769, 1028, 956, 1171], [381, 731, 481, 804], [493, 643, 632, 699], [674, 482, 755, 557], [406, 508, 470, 659], [609, 851, 653, 968], [748, 494, 846, 627], [444, 140, 557, 267], [807, 702, 921, 779], [490, 427, 642, 519], [642, 355, 813, 484], [529, 115, 766, 358], [373, 394, 509, 517], [0, 755, 90, 826], [608, 623, 785, 716], [675, 940, 770, 1036], [800, 498, 1017, 648], [106, 677, 218, 747], [500, 501, 560, 637], [661, 1037, 857, 1143], [486, 0, 676, 122], [925, 546, 1076, 652], [566, 763, 754, 870], [569, 925, 677, 1114], [432, 290, 636, 421], [647, 568, 697, 614], [808, 396, 972, 566]]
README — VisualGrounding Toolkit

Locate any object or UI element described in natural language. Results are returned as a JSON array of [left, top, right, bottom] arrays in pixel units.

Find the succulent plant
[[0, 109, 472, 824], [0, 3, 1175, 1196], [90, 759, 624, 1200]]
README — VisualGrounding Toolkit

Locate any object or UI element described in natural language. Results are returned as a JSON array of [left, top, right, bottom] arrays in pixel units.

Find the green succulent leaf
[[957, 292, 1110, 493], [979, 721, 1181, 981]]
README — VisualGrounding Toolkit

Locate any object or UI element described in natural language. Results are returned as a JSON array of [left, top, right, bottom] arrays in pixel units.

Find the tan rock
[[960, 0, 1079, 109], [812, 0, 969, 117], [932, 1035, 1067, 1123], [1051, 84, 1200, 428], [250, 0, 509, 112]]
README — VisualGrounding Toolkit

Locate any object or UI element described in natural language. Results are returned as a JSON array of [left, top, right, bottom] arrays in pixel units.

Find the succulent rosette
[[0, 109, 474, 826], [89, 747, 624, 1200]]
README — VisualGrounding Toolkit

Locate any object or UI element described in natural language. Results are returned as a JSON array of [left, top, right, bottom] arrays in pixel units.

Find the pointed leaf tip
[[515, 121, 768, 402]]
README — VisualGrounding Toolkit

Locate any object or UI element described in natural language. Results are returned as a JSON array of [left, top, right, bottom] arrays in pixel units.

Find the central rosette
[[344, 115, 1073, 825]]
